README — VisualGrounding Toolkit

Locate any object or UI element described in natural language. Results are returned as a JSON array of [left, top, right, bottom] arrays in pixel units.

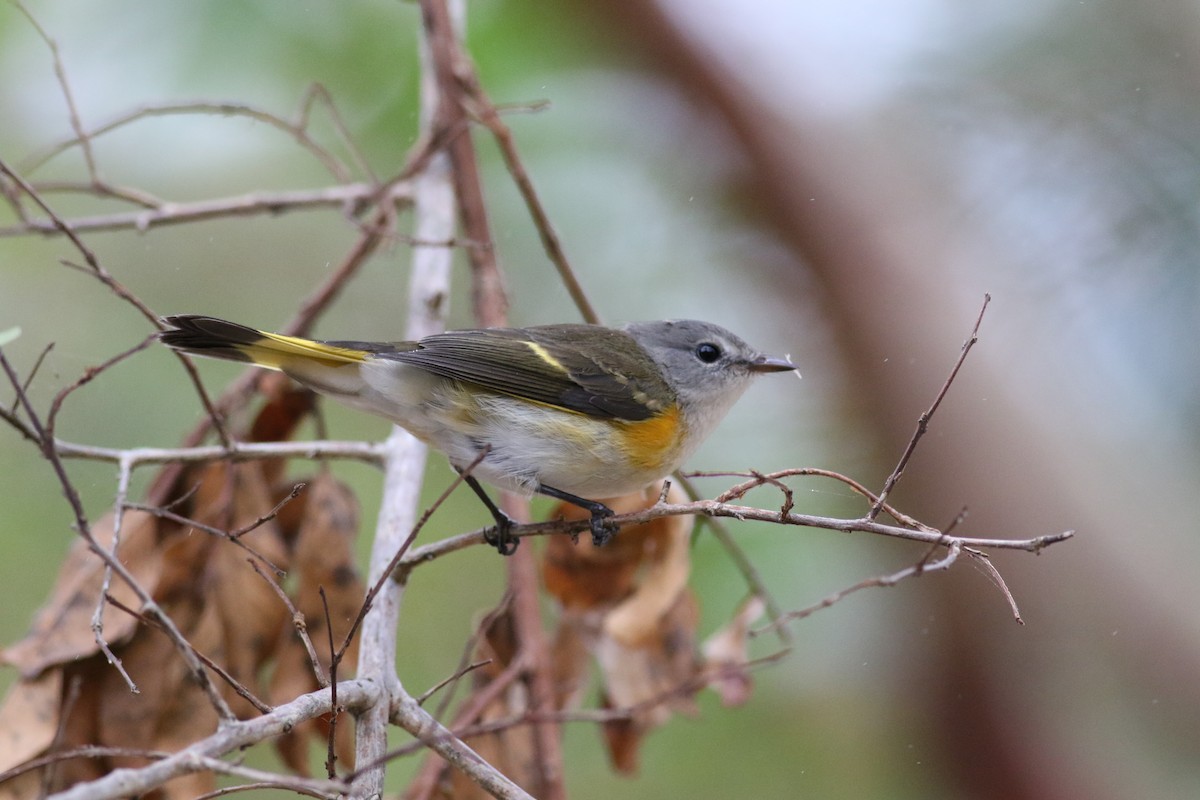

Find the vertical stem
[[349, 11, 457, 799], [418, 1, 565, 795], [419, 0, 509, 328]]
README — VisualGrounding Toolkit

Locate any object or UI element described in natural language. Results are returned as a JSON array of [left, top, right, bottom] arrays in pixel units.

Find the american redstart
[[160, 315, 795, 554]]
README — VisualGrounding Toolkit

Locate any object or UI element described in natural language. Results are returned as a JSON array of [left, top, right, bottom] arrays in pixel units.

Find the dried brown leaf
[[1, 510, 164, 678], [442, 606, 539, 800], [97, 600, 220, 752], [193, 464, 290, 716], [543, 481, 694, 657], [0, 374, 332, 796], [249, 381, 315, 443], [598, 692, 639, 775], [270, 635, 321, 776], [548, 613, 591, 710], [597, 590, 701, 774], [0, 669, 61, 774], [47, 663, 106, 790], [0, 770, 42, 800], [601, 491, 692, 647], [542, 482, 690, 612], [701, 595, 766, 707], [595, 590, 700, 718], [288, 473, 363, 664], [270, 472, 362, 774], [542, 482, 701, 775], [248, 381, 315, 487], [93, 596, 221, 798]]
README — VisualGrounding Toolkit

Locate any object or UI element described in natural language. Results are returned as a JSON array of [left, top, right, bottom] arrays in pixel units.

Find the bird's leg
[[537, 484, 618, 547], [459, 472, 520, 556]]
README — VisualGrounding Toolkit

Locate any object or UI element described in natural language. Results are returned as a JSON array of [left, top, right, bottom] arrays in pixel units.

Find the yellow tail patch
[[243, 332, 369, 370]]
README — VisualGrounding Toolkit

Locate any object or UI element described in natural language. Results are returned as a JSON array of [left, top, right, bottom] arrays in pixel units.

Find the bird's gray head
[[623, 319, 795, 438]]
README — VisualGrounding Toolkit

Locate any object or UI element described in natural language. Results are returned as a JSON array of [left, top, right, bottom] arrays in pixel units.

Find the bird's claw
[[483, 514, 520, 556], [588, 507, 618, 547]]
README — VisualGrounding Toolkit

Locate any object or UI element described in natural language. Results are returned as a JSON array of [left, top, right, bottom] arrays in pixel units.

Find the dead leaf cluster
[[0, 388, 365, 798], [410, 481, 764, 795], [543, 481, 764, 773]]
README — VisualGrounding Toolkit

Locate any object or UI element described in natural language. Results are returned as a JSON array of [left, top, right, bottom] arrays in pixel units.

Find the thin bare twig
[[965, 547, 1024, 624], [869, 293, 991, 520], [231, 481, 307, 539], [0, 182, 409, 238], [24, 99, 359, 183], [319, 587, 340, 780], [943, 506, 969, 535], [45, 334, 158, 441], [0, 156, 233, 448], [95, 450, 140, 692], [14, 1, 99, 180], [347, 447, 489, 653], [415, 660, 495, 707], [190, 780, 331, 800], [40, 674, 84, 795], [0, 746, 171, 787], [14, 178, 163, 209], [46, 438, 386, 468], [103, 594, 274, 714], [691, 467, 930, 530], [395, 496, 1074, 568], [250, 558, 330, 690], [755, 541, 964, 636], [298, 83, 378, 184], [459, 78, 599, 325], [431, 592, 514, 723], [672, 473, 794, 646], [0, 349, 239, 723], [123, 502, 287, 577], [12, 340, 54, 413]]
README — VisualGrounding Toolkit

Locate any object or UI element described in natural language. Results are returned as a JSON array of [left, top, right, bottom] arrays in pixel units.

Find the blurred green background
[[2, 1, 1198, 798]]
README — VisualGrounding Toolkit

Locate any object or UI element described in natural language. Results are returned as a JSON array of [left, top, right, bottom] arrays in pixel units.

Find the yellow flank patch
[[617, 404, 684, 472], [524, 341, 568, 373], [245, 331, 368, 369]]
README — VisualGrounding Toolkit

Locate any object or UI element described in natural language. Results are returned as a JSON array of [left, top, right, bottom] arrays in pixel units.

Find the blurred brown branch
[[0, 182, 411, 237], [0, 0, 1078, 797]]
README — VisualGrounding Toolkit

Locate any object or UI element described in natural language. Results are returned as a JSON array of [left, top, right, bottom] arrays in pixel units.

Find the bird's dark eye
[[695, 342, 722, 363]]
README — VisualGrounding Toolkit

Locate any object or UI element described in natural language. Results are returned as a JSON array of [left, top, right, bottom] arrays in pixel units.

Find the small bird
[[160, 315, 795, 554]]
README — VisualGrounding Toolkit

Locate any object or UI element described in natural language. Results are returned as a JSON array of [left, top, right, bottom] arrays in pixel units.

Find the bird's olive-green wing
[[363, 324, 675, 421]]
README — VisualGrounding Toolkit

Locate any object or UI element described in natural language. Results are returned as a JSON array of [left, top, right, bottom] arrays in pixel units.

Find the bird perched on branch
[[161, 315, 795, 554]]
